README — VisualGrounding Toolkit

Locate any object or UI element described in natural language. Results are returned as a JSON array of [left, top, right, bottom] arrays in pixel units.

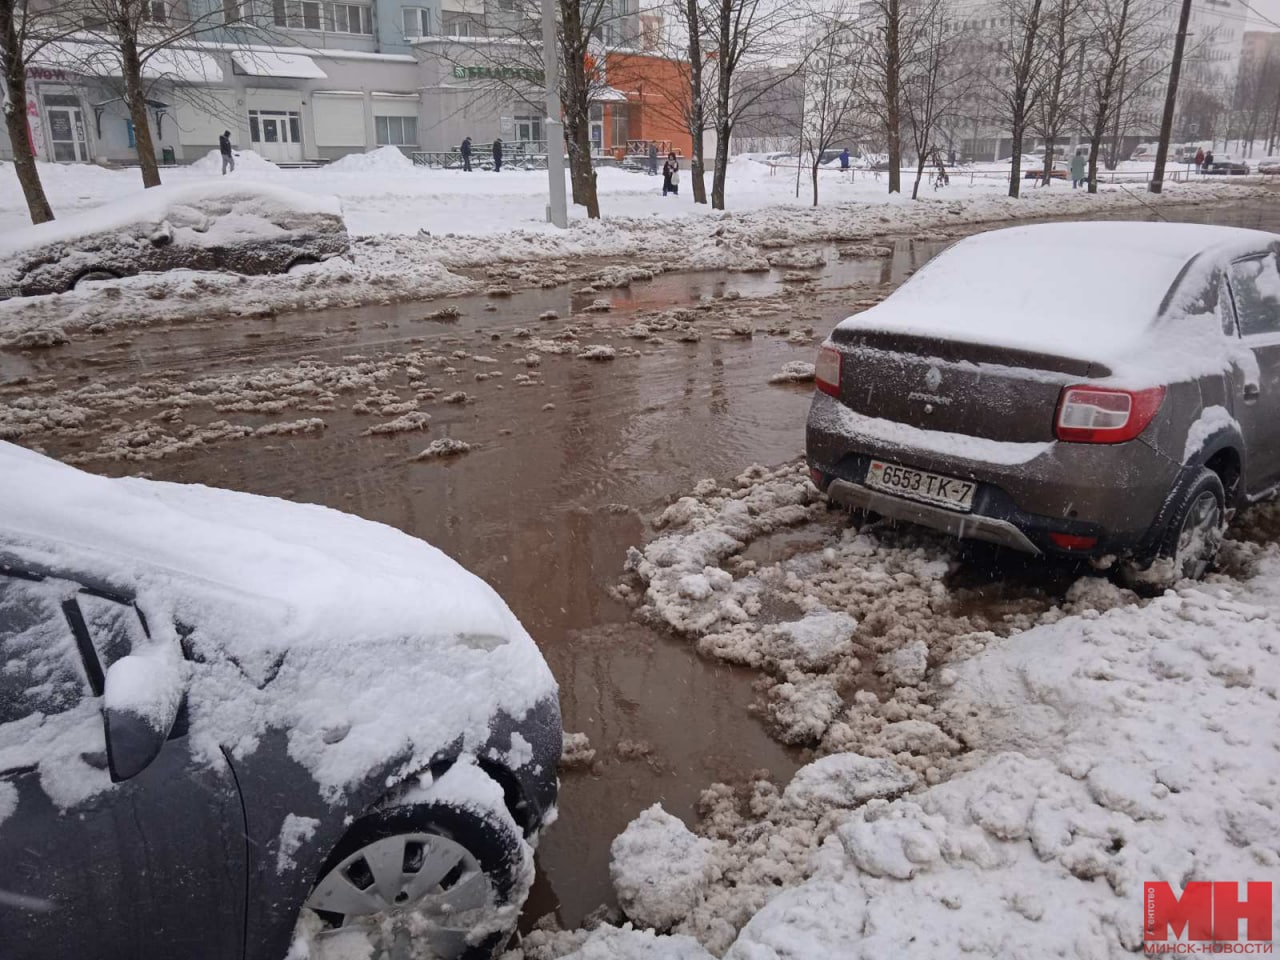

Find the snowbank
[[326, 146, 415, 172], [189, 148, 282, 176], [611, 804, 718, 931]]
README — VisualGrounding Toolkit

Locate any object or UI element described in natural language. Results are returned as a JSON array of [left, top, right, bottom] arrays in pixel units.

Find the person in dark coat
[[1202, 149, 1214, 173], [839, 147, 850, 170], [662, 152, 679, 196], [648, 141, 659, 176], [218, 130, 234, 175], [492, 138, 503, 172], [461, 136, 472, 172]]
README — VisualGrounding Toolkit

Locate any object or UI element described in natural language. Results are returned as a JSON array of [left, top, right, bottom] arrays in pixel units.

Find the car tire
[[1121, 468, 1227, 593], [71, 268, 119, 291], [304, 770, 529, 960]]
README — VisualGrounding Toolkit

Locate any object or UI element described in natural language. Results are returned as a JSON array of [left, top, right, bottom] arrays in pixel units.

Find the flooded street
[[5, 195, 1279, 928]]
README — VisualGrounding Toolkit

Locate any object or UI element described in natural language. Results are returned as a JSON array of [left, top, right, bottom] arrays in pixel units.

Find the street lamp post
[[541, 0, 568, 227]]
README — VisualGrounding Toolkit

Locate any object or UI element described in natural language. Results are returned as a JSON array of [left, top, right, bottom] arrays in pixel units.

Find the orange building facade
[[599, 52, 695, 161]]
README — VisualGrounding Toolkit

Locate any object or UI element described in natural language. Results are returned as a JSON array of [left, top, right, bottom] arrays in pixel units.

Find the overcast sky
[[1244, 0, 1280, 28]]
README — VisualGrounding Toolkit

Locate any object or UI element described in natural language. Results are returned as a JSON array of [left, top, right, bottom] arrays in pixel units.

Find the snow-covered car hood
[[0, 442, 557, 804]]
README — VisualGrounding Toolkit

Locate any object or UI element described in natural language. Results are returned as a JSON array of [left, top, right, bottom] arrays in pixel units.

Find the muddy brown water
[[5, 196, 1280, 931]]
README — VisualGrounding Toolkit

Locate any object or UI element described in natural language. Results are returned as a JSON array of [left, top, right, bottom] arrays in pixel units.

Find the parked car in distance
[[807, 221, 1280, 589], [1203, 156, 1251, 175], [0, 182, 349, 298], [1257, 156, 1280, 175], [0, 441, 560, 960]]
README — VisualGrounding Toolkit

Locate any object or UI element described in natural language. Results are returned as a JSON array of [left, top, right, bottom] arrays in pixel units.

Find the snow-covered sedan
[[0, 442, 559, 960], [0, 182, 349, 298], [807, 222, 1280, 589]]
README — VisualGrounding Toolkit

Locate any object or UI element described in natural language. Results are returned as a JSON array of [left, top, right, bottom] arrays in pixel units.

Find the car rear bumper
[[825, 478, 1042, 553], [806, 392, 1179, 557]]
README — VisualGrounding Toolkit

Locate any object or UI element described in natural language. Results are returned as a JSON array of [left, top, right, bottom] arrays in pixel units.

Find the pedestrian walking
[[839, 147, 851, 179], [218, 130, 234, 175], [1070, 151, 1085, 189], [461, 136, 473, 172], [1202, 149, 1214, 174], [1193, 147, 1204, 172], [492, 138, 503, 172], [648, 141, 659, 176], [662, 152, 679, 196]]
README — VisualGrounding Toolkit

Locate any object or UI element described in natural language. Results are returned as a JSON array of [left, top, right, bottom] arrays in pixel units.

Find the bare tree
[[860, 0, 904, 192], [65, 0, 259, 188], [437, 0, 640, 218], [1078, 0, 1163, 193], [1030, 0, 1083, 185], [0, 0, 61, 221], [707, 0, 805, 209], [800, 10, 864, 206], [992, 0, 1046, 197], [902, 0, 967, 199]]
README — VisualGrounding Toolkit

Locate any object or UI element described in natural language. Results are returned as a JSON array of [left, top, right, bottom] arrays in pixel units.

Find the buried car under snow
[[0, 181, 348, 298], [807, 221, 1280, 589], [0, 442, 559, 960]]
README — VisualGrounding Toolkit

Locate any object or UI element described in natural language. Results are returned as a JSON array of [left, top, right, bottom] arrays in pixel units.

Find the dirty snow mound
[[611, 804, 719, 931]]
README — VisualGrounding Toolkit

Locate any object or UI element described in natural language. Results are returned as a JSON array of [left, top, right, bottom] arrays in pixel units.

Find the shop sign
[[452, 65, 543, 84]]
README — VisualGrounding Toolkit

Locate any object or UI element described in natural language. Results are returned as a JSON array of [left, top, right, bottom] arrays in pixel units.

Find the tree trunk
[[712, 0, 732, 211], [119, 36, 161, 188], [885, 0, 901, 194], [0, 7, 55, 223], [711, 119, 730, 209], [1150, 0, 1190, 195], [1087, 123, 1105, 194], [685, 0, 708, 205], [811, 159, 820, 206], [1041, 135, 1056, 186], [912, 155, 925, 199], [1008, 119, 1025, 198], [566, 119, 599, 217]]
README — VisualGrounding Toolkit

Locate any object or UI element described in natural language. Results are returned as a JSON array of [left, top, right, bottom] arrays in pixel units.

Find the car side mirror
[[103, 653, 183, 782]]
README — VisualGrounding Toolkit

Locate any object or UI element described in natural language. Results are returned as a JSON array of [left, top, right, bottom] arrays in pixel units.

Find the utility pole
[[1150, 0, 1192, 193], [542, 0, 568, 227]]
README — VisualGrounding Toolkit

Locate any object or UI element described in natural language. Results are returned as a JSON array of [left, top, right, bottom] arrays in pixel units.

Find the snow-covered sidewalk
[[509, 467, 1280, 960]]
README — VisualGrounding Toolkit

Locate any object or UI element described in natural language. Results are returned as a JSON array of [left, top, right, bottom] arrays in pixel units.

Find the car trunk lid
[[828, 327, 1108, 443]]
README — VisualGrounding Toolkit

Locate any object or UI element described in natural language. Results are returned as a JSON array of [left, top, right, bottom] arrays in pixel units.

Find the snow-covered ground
[[0, 150, 1264, 347], [507, 464, 1280, 960]]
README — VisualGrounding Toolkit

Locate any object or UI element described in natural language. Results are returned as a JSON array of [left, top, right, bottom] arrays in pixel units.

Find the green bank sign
[[453, 65, 543, 83]]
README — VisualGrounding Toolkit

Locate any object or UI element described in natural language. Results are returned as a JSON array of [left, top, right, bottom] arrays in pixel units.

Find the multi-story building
[[3, 0, 658, 166]]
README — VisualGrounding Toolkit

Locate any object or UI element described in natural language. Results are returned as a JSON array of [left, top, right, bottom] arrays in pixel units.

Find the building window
[[441, 10, 484, 34], [142, 0, 167, 23], [402, 6, 430, 35], [514, 114, 542, 143], [375, 115, 417, 146], [273, 0, 372, 33]]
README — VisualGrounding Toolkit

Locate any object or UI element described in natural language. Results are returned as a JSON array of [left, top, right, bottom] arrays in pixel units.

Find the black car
[[0, 182, 350, 298], [0, 442, 560, 960], [1204, 157, 1251, 175]]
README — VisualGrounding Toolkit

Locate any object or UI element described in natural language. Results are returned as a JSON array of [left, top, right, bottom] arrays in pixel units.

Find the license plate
[[865, 460, 975, 512]]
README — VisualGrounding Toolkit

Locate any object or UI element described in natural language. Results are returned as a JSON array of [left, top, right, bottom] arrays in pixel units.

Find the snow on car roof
[[0, 181, 343, 259], [0, 442, 555, 803], [838, 221, 1278, 364]]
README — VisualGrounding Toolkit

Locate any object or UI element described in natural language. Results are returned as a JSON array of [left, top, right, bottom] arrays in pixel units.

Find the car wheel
[[304, 770, 529, 960], [1122, 468, 1226, 592], [72, 268, 119, 290]]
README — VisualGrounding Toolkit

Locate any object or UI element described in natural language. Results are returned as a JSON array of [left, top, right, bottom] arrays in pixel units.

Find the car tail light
[[1054, 385, 1166, 443], [1048, 532, 1098, 551], [816, 345, 841, 397]]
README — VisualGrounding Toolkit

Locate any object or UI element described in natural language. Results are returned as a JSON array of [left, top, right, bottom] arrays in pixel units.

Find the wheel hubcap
[[306, 833, 493, 958], [1175, 490, 1223, 580]]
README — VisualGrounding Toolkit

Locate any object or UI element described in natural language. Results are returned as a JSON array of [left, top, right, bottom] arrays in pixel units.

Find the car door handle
[[1244, 383, 1261, 403]]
